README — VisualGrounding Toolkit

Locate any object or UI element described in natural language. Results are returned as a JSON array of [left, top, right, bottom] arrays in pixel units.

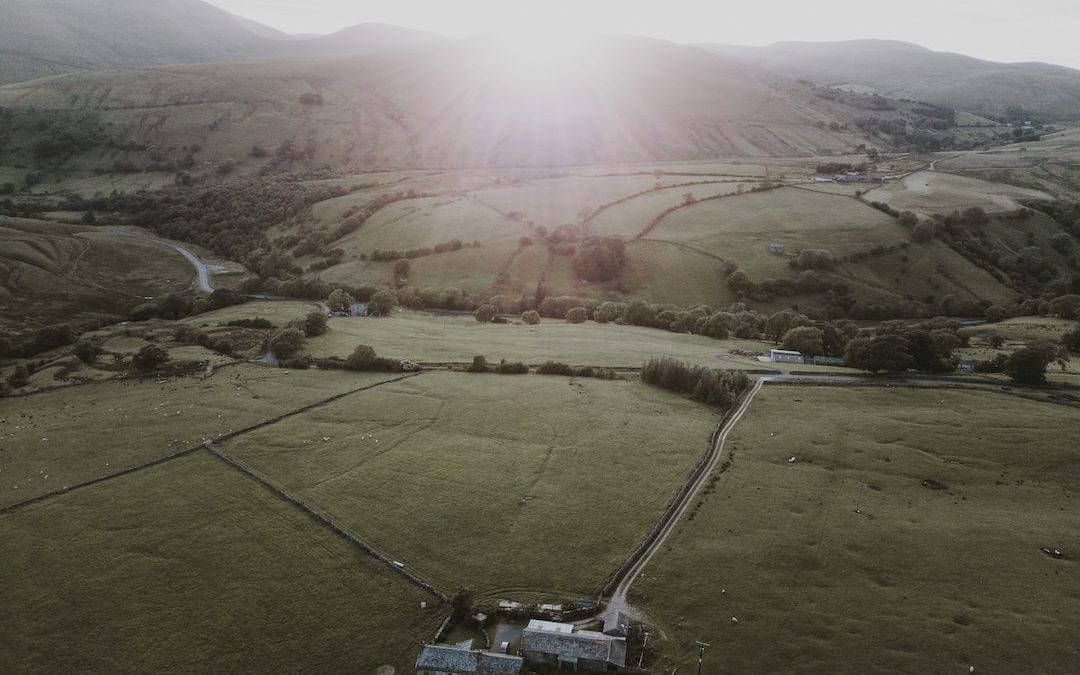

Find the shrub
[[565, 307, 588, 324], [133, 344, 170, 371], [537, 361, 573, 376], [571, 236, 626, 281], [474, 304, 497, 323], [300, 311, 328, 337], [344, 344, 401, 372], [468, 355, 488, 373], [73, 339, 100, 364], [792, 249, 836, 271], [268, 328, 306, 359], [641, 357, 750, 408], [6, 364, 29, 388], [494, 360, 529, 374], [594, 302, 621, 324], [912, 221, 936, 242], [327, 288, 356, 314], [781, 326, 825, 358], [345, 344, 377, 370], [225, 318, 274, 329], [367, 290, 398, 317], [521, 310, 540, 325]]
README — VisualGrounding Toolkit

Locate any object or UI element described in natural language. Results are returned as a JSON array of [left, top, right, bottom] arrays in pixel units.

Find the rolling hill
[[0, 35, 936, 176], [0, 0, 443, 85], [698, 40, 1080, 121]]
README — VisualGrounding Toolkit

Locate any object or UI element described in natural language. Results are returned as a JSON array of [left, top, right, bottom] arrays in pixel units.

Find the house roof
[[603, 611, 630, 637], [415, 645, 522, 674], [521, 627, 626, 666]]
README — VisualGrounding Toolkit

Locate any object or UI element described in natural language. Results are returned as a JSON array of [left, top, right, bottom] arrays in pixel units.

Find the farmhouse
[[415, 642, 523, 675], [770, 349, 805, 364], [521, 619, 627, 671]]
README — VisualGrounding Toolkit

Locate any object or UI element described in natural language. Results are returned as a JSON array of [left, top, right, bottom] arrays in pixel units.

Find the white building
[[770, 349, 805, 364]]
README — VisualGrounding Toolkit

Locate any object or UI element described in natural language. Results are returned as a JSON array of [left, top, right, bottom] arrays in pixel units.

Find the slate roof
[[521, 626, 626, 666], [603, 611, 629, 637], [415, 645, 522, 674]]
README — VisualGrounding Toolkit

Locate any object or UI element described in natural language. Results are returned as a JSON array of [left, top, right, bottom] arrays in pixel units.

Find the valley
[[1, 4, 1079, 673]]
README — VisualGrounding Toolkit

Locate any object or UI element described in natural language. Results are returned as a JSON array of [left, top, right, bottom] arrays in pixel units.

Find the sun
[[485, 20, 591, 77]]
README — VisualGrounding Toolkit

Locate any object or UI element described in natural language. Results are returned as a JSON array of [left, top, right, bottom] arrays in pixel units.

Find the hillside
[[0, 0, 443, 85], [698, 40, 1080, 121], [0, 36, 974, 180], [0, 220, 195, 340]]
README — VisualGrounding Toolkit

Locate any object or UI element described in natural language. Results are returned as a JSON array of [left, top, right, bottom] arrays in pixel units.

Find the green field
[[862, 170, 1050, 215], [0, 452, 442, 672], [631, 385, 1080, 674], [588, 181, 754, 237], [222, 371, 719, 597], [0, 365, 402, 508]]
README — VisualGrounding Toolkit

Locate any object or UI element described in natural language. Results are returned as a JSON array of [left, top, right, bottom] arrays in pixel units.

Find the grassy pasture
[[862, 170, 1050, 215], [632, 385, 1080, 674], [962, 316, 1080, 344], [300, 309, 779, 368], [646, 187, 901, 278], [222, 372, 718, 597], [588, 181, 756, 237], [834, 238, 1016, 307], [474, 174, 674, 228], [0, 452, 442, 672], [0, 365, 401, 508], [333, 195, 522, 250]]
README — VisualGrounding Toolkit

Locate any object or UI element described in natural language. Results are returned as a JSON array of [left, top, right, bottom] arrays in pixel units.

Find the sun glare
[[487, 20, 591, 77]]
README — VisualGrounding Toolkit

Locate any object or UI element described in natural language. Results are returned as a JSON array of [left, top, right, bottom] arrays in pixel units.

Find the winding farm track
[[155, 240, 214, 292], [604, 378, 765, 619]]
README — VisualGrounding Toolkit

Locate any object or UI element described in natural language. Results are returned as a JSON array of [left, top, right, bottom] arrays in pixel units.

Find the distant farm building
[[415, 641, 522, 675], [768, 243, 784, 254], [812, 355, 845, 366], [770, 349, 805, 364], [956, 359, 977, 373], [521, 619, 627, 671]]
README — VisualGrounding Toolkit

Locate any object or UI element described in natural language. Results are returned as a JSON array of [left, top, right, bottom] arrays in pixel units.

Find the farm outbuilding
[[770, 349, 805, 364], [768, 243, 784, 254], [520, 619, 626, 671], [415, 643, 523, 675]]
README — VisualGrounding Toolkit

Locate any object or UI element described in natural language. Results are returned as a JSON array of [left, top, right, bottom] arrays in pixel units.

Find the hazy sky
[[207, 0, 1080, 69]]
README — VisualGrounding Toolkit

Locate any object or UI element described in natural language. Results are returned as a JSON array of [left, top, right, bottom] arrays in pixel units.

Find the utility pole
[[639, 632, 650, 668], [695, 640, 711, 675]]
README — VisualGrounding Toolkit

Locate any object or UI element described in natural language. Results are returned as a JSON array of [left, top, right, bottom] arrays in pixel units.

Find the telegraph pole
[[695, 640, 711, 675]]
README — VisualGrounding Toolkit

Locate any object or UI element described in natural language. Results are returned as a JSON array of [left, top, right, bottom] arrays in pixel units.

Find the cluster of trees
[[571, 236, 626, 281], [0, 324, 74, 359], [366, 239, 470, 262], [844, 327, 959, 373], [467, 356, 528, 374], [641, 357, 751, 408], [975, 339, 1069, 384], [535, 361, 618, 379], [266, 310, 329, 359], [62, 179, 323, 263]]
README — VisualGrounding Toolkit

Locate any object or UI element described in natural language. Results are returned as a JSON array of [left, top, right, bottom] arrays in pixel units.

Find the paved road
[[605, 378, 765, 620], [156, 240, 214, 292]]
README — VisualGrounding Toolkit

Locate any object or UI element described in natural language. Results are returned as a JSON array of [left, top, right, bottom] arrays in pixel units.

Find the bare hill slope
[[698, 40, 1080, 121]]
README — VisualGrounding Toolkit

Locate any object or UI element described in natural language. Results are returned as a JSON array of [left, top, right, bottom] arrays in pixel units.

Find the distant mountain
[[0, 0, 443, 85], [290, 23, 444, 58], [697, 40, 1080, 120]]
